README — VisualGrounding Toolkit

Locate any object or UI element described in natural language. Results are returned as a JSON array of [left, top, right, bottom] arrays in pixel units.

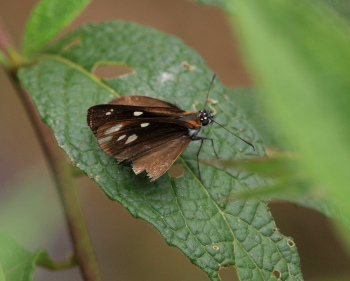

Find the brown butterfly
[[87, 75, 254, 181]]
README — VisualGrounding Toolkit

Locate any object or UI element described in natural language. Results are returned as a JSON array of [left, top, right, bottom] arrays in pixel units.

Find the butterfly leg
[[193, 137, 220, 182]]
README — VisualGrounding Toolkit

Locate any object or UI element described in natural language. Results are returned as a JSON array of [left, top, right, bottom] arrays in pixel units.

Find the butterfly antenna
[[212, 120, 255, 150], [204, 73, 217, 110]]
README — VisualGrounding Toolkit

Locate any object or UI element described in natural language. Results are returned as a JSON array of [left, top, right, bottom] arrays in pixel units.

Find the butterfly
[[87, 75, 254, 181]]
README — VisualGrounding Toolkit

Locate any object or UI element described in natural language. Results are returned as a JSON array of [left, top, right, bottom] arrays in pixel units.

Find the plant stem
[[0, 18, 12, 58], [0, 19, 103, 281]]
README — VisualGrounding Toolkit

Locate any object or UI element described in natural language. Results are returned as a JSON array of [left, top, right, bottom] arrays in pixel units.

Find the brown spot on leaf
[[273, 269, 282, 279]]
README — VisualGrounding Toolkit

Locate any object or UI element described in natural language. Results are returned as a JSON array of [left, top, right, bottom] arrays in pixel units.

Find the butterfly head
[[198, 109, 214, 126]]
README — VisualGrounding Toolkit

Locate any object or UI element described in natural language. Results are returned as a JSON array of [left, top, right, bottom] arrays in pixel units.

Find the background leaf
[[193, 0, 231, 11], [230, 88, 284, 148], [19, 22, 303, 280], [210, 156, 350, 229], [22, 0, 91, 55], [0, 234, 53, 281], [319, 0, 350, 20], [228, 89, 350, 228], [231, 0, 350, 229]]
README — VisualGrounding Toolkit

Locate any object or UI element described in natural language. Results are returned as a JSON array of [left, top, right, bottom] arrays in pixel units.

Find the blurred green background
[[1, 0, 350, 280]]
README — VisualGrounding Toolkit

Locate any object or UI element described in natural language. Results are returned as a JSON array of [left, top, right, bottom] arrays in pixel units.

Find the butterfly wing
[[109, 95, 178, 108], [87, 95, 200, 180], [94, 118, 198, 180], [87, 96, 185, 135], [132, 136, 191, 181]]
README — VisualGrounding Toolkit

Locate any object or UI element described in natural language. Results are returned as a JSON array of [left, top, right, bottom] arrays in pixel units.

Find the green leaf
[[19, 22, 303, 280], [193, 0, 229, 8], [230, 88, 285, 148], [232, 0, 350, 230], [0, 264, 5, 281], [319, 0, 350, 20], [195, 0, 350, 20], [22, 0, 91, 55], [0, 234, 53, 281], [193, 0, 235, 14], [0, 166, 64, 247], [206, 152, 350, 230], [228, 86, 350, 229]]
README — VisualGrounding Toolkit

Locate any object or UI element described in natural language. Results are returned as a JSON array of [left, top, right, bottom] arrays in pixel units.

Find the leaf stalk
[[0, 18, 103, 281]]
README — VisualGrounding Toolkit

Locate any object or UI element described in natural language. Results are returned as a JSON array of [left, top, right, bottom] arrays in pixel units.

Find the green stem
[[0, 18, 103, 281], [10, 71, 104, 281], [0, 18, 11, 59], [38, 253, 77, 270]]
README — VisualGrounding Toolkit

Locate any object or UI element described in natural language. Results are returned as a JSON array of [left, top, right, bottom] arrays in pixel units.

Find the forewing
[[87, 104, 185, 135]]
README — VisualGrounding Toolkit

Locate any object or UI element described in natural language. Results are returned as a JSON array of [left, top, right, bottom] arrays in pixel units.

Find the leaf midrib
[[41, 54, 120, 98]]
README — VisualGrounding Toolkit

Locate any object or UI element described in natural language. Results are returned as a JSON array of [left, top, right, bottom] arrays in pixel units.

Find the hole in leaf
[[181, 61, 196, 71], [219, 265, 239, 281], [287, 239, 295, 247], [62, 37, 82, 51], [213, 245, 220, 250], [168, 164, 186, 179], [93, 64, 135, 80], [192, 98, 218, 114], [192, 100, 203, 111], [273, 269, 282, 279]]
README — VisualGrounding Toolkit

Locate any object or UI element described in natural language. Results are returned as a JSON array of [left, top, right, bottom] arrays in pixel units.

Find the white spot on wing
[[134, 111, 143, 116], [125, 134, 138, 144], [98, 136, 112, 145], [141, 123, 149, 127], [106, 109, 114, 115], [105, 124, 122, 135], [117, 135, 126, 141]]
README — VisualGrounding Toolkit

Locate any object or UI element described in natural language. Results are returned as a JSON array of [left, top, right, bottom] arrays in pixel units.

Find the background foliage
[[1, 0, 350, 280]]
